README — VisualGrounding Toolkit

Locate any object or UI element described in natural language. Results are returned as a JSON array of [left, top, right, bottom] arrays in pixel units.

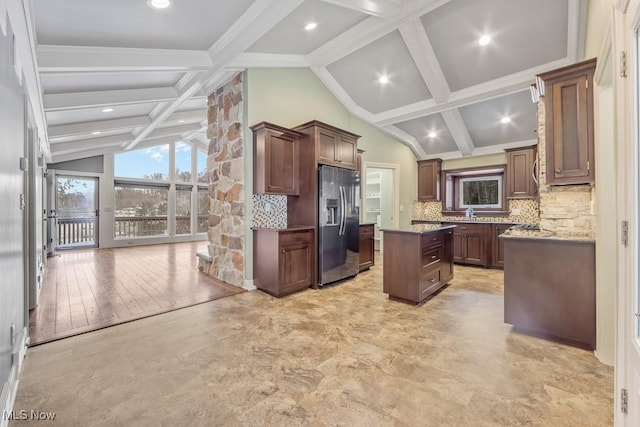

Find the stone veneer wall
[[413, 199, 539, 224], [198, 73, 245, 287], [536, 99, 596, 239]]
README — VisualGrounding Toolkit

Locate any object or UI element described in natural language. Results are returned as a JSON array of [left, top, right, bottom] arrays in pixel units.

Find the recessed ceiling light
[[500, 117, 511, 124], [92, 131, 101, 135], [428, 131, 437, 138], [378, 75, 389, 85], [478, 35, 491, 46], [147, 0, 171, 9], [102, 108, 113, 113], [304, 22, 318, 31]]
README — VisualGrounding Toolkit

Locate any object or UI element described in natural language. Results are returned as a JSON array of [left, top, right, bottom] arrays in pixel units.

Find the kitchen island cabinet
[[382, 224, 455, 304]]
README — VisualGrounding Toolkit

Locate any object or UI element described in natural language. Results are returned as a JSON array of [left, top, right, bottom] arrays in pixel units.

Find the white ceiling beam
[[37, 44, 213, 73], [379, 125, 428, 158], [50, 137, 175, 163], [318, 0, 401, 18], [48, 116, 151, 138], [126, 0, 305, 151], [398, 20, 450, 103], [471, 139, 538, 157], [440, 109, 475, 156], [50, 134, 130, 154], [43, 87, 186, 111], [166, 109, 207, 123], [146, 123, 202, 140], [306, 0, 452, 67], [229, 52, 307, 68], [373, 57, 571, 126]]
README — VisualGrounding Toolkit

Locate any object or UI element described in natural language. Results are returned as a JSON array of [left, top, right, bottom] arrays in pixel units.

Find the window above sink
[[442, 165, 508, 216]]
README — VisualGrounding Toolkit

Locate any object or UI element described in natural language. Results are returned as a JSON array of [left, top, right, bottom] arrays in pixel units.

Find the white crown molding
[[229, 52, 307, 68], [594, 13, 613, 85], [318, 0, 401, 18], [43, 87, 182, 111], [306, 0, 452, 67], [398, 20, 451, 103], [567, 0, 588, 61], [440, 109, 475, 156], [379, 124, 429, 159], [424, 150, 463, 161], [616, 0, 630, 13], [36, 44, 213, 73], [471, 138, 538, 157], [311, 67, 361, 112]]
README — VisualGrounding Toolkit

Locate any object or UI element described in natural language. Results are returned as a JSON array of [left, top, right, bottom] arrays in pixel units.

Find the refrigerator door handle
[[339, 186, 346, 236]]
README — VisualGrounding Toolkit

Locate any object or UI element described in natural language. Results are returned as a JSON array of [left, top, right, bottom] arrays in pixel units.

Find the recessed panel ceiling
[[33, 0, 255, 50], [247, 0, 368, 54], [41, 72, 185, 95], [176, 98, 207, 111], [395, 113, 458, 155], [46, 103, 158, 127], [459, 91, 537, 147], [50, 128, 134, 145], [421, 0, 568, 91], [326, 30, 432, 114]]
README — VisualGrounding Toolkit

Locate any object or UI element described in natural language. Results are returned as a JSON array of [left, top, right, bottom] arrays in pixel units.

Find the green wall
[[246, 68, 418, 226]]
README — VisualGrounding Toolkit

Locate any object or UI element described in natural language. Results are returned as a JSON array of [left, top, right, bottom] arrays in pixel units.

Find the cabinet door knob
[[555, 168, 561, 173]]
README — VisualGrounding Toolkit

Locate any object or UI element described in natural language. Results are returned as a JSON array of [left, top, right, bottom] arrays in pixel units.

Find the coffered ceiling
[[30, 0, 587, 162]]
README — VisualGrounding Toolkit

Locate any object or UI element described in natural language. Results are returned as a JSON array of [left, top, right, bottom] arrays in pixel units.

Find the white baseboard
[[243, 279, 257, 291], [1, 327, 28, 427]]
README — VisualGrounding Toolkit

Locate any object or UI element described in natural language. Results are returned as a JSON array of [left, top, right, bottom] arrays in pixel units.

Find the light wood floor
[[14, 258, 613, 426], [28, 242, 244, 345]]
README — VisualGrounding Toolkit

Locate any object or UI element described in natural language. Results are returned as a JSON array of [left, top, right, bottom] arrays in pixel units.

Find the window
[[459, 175, 502, 209], [197, 187, 209, 233], [114, 182, 169, 237], [115, 145, 169, 180], [197, 149, 208, 184], [175, 184, 192, 235], [175, 143, 192, 182], [443, 166, 506, 214]]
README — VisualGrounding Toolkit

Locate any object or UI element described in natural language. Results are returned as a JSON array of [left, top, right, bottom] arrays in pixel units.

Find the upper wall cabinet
[[505, 145, 537, 198], [295, 120, 359, 170], [417, 159, 442, 201], [538, 58, 596, 186], [251, 122, 303, 196]]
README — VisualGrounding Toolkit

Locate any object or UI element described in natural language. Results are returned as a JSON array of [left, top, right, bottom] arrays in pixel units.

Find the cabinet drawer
[[421, 232, 442, 248], [359, 225, 374, 238], [421, 246, 442, 270], [279, 230, 312, 246], [452, 224, 484, 234], [420, 268, 441, 297]]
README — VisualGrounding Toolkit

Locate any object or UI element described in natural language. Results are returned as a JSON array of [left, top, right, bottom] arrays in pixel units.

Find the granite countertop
[[412, 219, 521, 225], [500, 228, 595, 242], [252, 225, 314, 232], [381, 224, 457, 234]]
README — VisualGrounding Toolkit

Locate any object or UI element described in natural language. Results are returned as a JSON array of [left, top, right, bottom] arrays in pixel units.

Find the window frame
[[442, 164, 508, 216]]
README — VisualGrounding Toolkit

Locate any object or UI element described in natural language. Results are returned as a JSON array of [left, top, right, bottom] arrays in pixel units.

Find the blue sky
[[114, 143, 207, 180]]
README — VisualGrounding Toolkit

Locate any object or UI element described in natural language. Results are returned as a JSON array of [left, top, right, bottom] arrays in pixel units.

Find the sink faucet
[[465, 207, 475, 220]]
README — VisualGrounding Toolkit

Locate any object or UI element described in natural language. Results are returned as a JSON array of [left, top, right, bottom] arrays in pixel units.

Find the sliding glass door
[[55, 175, 99, 248]]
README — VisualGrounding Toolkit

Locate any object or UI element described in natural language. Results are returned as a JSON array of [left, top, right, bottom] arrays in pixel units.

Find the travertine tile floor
[[12, 261, 613, 426]]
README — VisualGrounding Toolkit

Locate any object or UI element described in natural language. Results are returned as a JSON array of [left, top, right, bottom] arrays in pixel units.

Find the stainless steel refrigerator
[[318, 165, 360, 286]]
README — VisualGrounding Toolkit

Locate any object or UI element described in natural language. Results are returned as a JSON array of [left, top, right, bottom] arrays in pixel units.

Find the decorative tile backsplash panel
[[252, 194, 287, 229], [413, 199, 539, 224]]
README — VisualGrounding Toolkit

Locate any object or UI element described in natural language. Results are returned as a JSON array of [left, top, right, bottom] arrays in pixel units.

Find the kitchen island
[[381, 224, 456, 304]]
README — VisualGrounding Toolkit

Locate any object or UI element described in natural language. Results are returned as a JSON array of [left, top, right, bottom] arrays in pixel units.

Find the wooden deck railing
[[57, 215, 209, 245]]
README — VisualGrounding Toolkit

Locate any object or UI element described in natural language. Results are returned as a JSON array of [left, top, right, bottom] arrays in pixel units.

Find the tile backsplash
[[413, 199, 539, 224], [252, 194, 287, 229]]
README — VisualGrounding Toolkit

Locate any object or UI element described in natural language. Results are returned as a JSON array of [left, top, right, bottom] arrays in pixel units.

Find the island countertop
[[381, 224, 457, 234]]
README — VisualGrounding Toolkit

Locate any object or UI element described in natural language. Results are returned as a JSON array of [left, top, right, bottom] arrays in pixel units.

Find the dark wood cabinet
[[251, 122, 303, 195], [253, 227, 315, 297], [506, 146, 537, 198], [503, 235, 595, 349], [358, 224, 375, 272], [383, 228, 454, 304], [538, 58, 596, 185], [444, 222, 490, 267], [295, 120, 359, 170], [491, 223, 512, 268], [417, 159, 441, 201]]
